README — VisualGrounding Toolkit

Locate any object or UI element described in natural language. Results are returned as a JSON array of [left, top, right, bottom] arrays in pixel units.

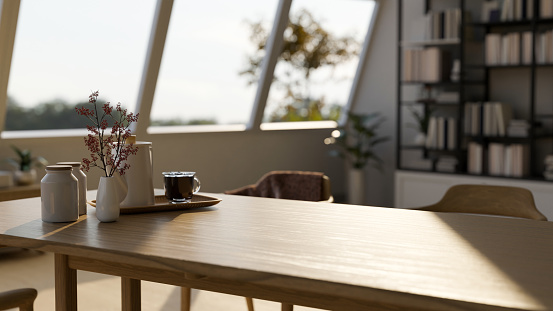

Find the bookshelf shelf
[[400, 39, 460, 47], [397, 0, 553, 181]]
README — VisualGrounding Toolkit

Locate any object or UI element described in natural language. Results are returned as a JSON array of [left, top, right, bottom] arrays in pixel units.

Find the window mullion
[[0, 0, 21, 135], [133, 0, 174, 138], [247, 0, 292, 130]]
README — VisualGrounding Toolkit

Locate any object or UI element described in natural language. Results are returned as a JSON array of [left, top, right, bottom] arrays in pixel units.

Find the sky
[[8, 0, 375, 125]]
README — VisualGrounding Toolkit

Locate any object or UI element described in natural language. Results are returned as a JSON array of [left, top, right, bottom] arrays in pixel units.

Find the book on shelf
[[464, 101, 512, 137], [447, 117, 456, 150], [424, 8, 461, 41], [487, 143, 529, 177], [507, 119, 531, 137], [482, 0, 534, 22], [481, 1, 500, 22], [464, 102, 483, 136], [536, 30, 553, 64], [542, 0, 553, 18], [486, 32, 522, 65], [436, 156, 458, 173], [468, 142, 483, 174], [522, 31, 533, 65], [426, 116, 456, 150], [402, 48, 450, 82], [488, 143, 505, 176], [483, 0, 534, 22]]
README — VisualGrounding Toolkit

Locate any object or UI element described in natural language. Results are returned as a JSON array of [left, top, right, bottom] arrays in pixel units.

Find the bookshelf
[[397, 0, 553, 181]]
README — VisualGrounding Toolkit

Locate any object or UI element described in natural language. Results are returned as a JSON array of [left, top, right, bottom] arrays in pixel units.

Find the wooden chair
[[0, 288, 37, 311], [413, 184, 548, 221]]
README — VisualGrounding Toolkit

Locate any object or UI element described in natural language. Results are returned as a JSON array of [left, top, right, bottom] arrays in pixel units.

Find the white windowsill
[[1, 128, 89, 139], [147, 124, 247, 134], [260, 120, 338, 131]]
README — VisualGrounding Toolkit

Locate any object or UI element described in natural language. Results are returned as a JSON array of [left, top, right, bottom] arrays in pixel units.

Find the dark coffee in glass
[[162, 172, 201, 203]]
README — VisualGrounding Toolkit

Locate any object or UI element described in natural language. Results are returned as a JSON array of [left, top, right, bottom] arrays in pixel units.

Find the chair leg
[[245, 297, 254, 311], [181, 287, 191, 311], [281, 303, 293, 311]]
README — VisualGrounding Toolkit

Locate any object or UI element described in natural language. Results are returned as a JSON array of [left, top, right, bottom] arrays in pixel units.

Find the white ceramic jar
[[40, 165, 78, 222], [57, 161, 87, 215]]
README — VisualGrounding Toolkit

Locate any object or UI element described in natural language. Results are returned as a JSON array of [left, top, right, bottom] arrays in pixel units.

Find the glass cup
[[162, 172, 201, 203]]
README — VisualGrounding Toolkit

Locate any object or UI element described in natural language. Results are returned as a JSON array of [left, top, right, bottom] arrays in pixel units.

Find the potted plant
[[407, 105, 434, 146], [76, 90, 139, 222], [8, 145, 48, 185], [324, 111, 389, 204]]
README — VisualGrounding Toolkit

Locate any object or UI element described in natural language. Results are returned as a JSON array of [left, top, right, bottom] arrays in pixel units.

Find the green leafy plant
[[324, 111, 389, 169], [8, 145, 48, 171], [407, 105, 434, 135]]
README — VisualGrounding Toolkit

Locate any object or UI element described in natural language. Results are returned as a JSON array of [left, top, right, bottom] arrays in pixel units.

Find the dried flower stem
[[76, 91, 139, 177]]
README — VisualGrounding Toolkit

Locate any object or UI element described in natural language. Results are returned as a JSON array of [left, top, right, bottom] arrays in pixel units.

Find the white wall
[[0, 129, 347, 196], [350, 0, 397, 207]]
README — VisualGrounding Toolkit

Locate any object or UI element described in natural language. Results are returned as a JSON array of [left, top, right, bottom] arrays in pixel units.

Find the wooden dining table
[[1, 190, 553, 311]]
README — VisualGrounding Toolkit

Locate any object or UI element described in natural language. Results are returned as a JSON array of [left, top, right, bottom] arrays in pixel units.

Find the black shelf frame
[[397, 0, 553, 181]]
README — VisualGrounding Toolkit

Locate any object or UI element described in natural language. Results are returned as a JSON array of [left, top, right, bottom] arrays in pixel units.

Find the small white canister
[[41, 165, 79, 222], [57, 161, 87, 215]]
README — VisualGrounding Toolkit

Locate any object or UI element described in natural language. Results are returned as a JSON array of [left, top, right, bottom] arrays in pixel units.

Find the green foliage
[[268, 97, 341, 122], [407, 105, 434, 134], [325, 111, 389, 170], [7, 145, 48, 171], [241, 9, 360, 122], [5, 96, 213, 130], [5, 97, 113, 130], [150, 118, 217, 126]]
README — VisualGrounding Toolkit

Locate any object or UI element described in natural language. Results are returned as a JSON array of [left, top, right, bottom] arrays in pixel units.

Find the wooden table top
[[1, 191, 553, 311]]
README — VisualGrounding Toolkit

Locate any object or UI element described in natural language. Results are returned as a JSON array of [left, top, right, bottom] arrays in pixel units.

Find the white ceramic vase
[[348, 168, 365, 205], [96, 176, 121, 222]]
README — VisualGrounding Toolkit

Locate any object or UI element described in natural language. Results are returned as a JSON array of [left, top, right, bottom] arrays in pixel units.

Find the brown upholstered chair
[[225, 171, 333, 202], [413, 184, 547, 221], [0, 288, 37, 311]]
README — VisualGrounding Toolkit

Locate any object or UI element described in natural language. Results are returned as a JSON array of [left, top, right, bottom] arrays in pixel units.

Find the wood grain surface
[[1, 190, 553, 310]]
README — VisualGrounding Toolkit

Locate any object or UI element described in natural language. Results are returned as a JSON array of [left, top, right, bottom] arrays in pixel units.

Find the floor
[[0, 248, 322, 311]]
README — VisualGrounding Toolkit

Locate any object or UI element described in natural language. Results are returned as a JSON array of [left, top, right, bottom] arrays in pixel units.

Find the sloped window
[[5, 0, 155, 131], [256, 0, 376, 124], [149, 0, 278, 127]]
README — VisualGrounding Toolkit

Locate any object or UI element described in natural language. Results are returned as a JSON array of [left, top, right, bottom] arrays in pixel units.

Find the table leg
[[181, 287, 191, 311], [55, 254, 77, 311], [121, 277, 141, 311], [281, 303, 294, 311], [246, 297, 254, 311]]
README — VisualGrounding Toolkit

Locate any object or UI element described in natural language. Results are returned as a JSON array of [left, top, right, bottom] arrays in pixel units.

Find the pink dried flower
[[76, 90, 139, 177]]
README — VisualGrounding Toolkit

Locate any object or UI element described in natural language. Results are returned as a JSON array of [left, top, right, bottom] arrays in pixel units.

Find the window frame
[[0, 0, 380, 139]]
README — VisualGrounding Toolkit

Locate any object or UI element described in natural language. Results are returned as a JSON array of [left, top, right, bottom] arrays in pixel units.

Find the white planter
[[413, 132, 427, 146], [14, 169, 37, 186], [96, 176, 121, 222], [348, 169, 365, 205]]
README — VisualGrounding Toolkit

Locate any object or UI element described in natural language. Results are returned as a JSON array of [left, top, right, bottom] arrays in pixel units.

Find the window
[[149, 0, 279, 127], [262, 0, 376, 124], [5, 0, 155, 131]]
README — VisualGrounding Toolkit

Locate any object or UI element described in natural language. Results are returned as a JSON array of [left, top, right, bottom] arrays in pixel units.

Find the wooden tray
[[87, 194, 221, 214]]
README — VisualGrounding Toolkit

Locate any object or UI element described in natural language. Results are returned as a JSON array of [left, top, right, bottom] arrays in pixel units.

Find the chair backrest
[[414, 184, 547, 221], [0, 288, 37, 311], [225, 171, 332, 202]]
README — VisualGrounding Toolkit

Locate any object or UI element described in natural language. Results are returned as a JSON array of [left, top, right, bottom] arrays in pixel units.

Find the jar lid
[[56, 162, 81, 167], [45, 165, 72, 171]]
